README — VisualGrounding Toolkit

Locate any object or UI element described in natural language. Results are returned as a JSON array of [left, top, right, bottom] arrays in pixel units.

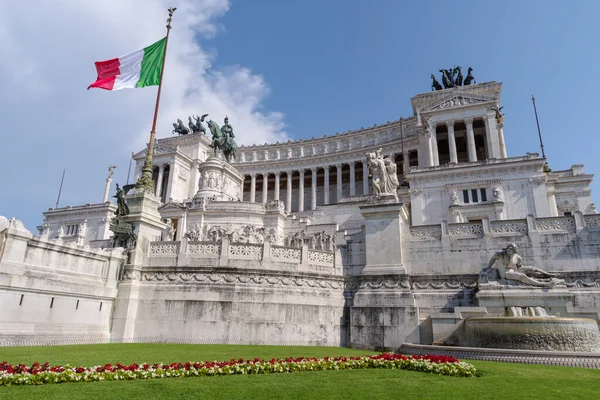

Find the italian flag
[[88, 37, 166, 91]]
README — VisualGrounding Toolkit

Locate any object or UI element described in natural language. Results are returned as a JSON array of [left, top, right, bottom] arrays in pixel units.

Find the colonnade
[[152, 163, 172, 202], [243, 156, 407, 213], [423, 116, 506, 168]]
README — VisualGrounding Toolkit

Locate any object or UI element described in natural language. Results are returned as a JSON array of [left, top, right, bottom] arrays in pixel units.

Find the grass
[[1, 344, 599, 400]]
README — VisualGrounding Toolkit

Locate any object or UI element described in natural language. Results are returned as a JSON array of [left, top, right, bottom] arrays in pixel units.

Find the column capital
[[249, 172, 256, 178], [299, 169, 305, 176], [286, 170, 293, 176], [336, 163, 343, 169], [445, 120, 455, 130], [324, 165, 330, 171], [464, 117, 474, 125], [311, 167, 317, 173]]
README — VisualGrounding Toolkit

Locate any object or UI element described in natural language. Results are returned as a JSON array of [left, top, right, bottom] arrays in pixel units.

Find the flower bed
[[0, 353, 477, 386]]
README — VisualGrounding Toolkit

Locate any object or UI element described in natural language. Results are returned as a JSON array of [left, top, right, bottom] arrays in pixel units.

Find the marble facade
[[3, 81, 600, 349]]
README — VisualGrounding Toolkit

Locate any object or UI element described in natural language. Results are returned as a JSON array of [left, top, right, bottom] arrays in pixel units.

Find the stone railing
[[409, 213, 593, 241], [235, 120, 408, 164], [147, 238, 335, 269]]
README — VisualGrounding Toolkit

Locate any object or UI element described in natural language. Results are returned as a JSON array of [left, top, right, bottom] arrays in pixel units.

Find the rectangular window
[[461, 188, 489, 204], [65, 224, 79, 236], [564, 211, 572, 216]]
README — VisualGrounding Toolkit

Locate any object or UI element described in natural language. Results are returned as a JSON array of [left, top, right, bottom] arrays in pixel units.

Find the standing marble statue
[[481, 243, 565, 287], [161, 219, 176, 241], [367, 148, 400, 200]]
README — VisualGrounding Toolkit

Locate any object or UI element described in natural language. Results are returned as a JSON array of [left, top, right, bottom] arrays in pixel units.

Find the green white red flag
[[88, 37, 166, 91]]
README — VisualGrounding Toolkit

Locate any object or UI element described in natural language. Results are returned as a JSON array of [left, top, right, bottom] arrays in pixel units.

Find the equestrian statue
[[172, 119, 190, 135], [206, 116, 238, 163], [430, 66, 476, 90]]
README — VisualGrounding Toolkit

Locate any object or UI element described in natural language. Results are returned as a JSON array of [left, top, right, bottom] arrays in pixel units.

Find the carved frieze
[[284, 230, 336, 252], [139, 272, 344, 290]]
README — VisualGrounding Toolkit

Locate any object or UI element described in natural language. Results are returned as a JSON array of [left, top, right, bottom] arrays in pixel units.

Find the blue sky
[[1, 0, 599, 230]]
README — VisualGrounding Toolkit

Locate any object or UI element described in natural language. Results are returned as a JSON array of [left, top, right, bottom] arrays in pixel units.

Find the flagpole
[[531, 95, 546, 159], [136, 7, 176, 192], [55, 169, 66, 209]]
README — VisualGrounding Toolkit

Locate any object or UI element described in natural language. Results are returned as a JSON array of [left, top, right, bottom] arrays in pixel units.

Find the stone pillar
[[425, 132, 434, 167], [465, 118, 477, 162], [446, 120, 458, 164], [336, 164, 343, 202], [298, 170, 305, 212], [155, 164, 165, 197], [176, 212, 186, 240], [324, 166, 330, 205], [165, 161, 175, 201], [187, 160, 200, 199], [262, 172, 269, 204], [498, 125, 507, 158], [349, 162, 356, 196], [311, 168, 317, 210], [103, 177, 112, 203], [274, 172, 280, 201], [286, 171, 293, 212], [359, 201, 406, 274], [250, 173, 256, 203], [431, 127, 440, 166], [362, 160, 369, 195], [483, 115, 501, 159]]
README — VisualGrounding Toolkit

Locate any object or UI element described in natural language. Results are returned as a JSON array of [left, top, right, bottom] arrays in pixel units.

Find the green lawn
[[1, 344, 599, 400]]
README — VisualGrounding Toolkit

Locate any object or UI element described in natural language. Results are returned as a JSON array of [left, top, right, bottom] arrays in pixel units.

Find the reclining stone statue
[[480, 243, 565, 287]]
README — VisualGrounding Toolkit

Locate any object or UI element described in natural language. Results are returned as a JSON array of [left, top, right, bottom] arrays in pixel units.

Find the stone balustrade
[[147, 238, 336, 271], [409, 213, 595, 241]]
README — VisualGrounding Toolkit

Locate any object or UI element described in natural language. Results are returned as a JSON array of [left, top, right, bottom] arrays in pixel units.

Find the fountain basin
[[462, 316, 600, 352]]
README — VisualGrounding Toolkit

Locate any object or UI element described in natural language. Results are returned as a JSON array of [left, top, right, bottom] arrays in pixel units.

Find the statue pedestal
[[359, 196, 406, 275], [122, 190, 165, 265], [112, 190, 164, 341], [194, 156, 244, 201], [477, 287, 574, 316]]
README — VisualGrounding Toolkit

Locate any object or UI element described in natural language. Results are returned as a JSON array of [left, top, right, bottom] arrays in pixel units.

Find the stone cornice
[[406, 156, 545, 185], [411, 81, 502, 115], [44, 203, 115, 217], [239, 117, 416, 150]]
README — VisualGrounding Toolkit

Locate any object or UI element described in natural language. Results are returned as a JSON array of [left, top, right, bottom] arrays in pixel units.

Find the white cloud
[[0, 0, 287, 229]]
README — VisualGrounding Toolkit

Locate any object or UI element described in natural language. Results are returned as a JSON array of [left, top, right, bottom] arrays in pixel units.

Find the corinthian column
[[250, 173, 256, 203], [274, 172, 280, 200], [298, 170, 305, 212], [465, 117, 477, 162], [286, 171, 292, 212], [324, 166, 330, 205], [349, 162, 356, 196], [311, 168, 317, 210], [336, 164, 343, 202], [362, 160, 369, 195], [262, 173, 268, 204], [155, 164, 165, 197], [446, 120, 457, 164]]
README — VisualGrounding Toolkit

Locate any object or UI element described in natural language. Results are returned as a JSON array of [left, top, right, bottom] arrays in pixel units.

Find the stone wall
[[111, 239, 345, 346], [0, 217, 125, 345]]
